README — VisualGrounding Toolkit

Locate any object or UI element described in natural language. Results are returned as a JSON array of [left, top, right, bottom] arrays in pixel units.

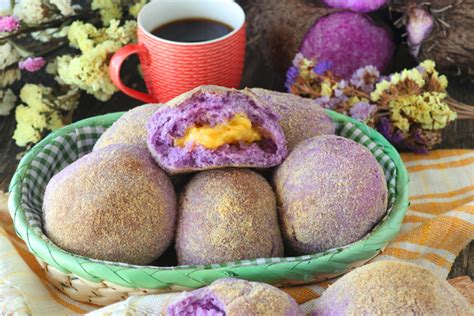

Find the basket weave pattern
[[8, 110, 409, 305]]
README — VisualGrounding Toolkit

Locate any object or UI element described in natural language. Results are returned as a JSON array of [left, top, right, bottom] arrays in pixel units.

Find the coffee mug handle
[[109, 44, 158, 103]]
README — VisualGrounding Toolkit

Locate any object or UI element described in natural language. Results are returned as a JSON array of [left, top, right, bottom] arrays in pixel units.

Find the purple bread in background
[[167, 278, 304, 316], [176, 168, 284, 265], [322, 0, 388, 13], [147, 86, 288, 174], [93, 103, 159, 151], [43, 144, 177, 265], [274, 135, 387, 255], [244, 88, 335, 151], [313, 261, 473, 315]]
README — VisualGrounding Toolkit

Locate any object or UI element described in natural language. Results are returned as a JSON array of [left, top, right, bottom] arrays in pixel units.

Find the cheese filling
[[174, 113, 262, 150]]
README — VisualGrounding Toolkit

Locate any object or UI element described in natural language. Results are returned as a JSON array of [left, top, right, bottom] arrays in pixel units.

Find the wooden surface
[[0, 11, 472, 279]]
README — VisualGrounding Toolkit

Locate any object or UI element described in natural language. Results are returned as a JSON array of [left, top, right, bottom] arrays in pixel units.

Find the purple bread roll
[[147, 86, 288, 174], [322, 0, 388, 13], [176, 168, 284, 265], [274, 135, 387, 254], [168, 278, 304, 316], [244, 88, 335, 151], [43, 144, 177, 265], [313, 261, 473, 315], [94, 103, 159, 151]]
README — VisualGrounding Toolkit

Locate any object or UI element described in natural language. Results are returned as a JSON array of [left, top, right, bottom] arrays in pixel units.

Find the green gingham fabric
[[9, 111, 407, 289]]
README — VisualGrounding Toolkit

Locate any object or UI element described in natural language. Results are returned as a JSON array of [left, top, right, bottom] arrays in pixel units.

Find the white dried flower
[[0, 68, 21, 88], [0, 42, 21, 70], [0, 88, 17, 116], [13, 0, 48, 24], [49, 0, 75, 16], [350, 65, 380, 93], [292, 52, 305, 68], [31, 27, 60, 42]]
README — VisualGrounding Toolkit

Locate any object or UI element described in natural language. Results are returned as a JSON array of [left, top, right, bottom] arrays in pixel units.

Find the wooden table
[[0, 39, 472, 280]]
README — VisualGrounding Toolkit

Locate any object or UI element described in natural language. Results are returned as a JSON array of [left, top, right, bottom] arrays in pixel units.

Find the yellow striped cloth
[[1, 149, 473, 315]]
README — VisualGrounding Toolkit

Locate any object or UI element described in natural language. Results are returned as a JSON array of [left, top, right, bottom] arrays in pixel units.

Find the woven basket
[[8, 110, 409, 306]]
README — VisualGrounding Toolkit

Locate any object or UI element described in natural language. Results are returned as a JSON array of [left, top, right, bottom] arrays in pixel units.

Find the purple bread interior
[[167, 278, 304, 316], [147, 90, 288, 173], [167, 288, 225, 316]]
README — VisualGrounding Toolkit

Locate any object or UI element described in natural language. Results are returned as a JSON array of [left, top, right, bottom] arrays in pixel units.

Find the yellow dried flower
[[390, 73, 401, 85], [91, 0, 122, 26], [400, 69, 425, 87], [59, 20, 136, 101], [301, 58, 315, 69], [20, 84, 52, 112], [47, 111, 64, 130], [129, 0, 146, 18], [420, 60, 436, 73], [390, 107, 410, 132], [437, 75, 448, 90], [388, 92, 456, 132], [13, 121, 42, 147], [105, 20, 138, 46], [371, 80, 390, 102], [57, 42, 119, 101], [13, 84, 80, 147], [15, 104, 47, 128], [68, 21, 102, 52], [321, 80, 333, 97], [348, 96, 360, 106]]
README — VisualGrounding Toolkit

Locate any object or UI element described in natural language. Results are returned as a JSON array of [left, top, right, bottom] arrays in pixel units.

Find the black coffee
[[151, 18, 233, 43]]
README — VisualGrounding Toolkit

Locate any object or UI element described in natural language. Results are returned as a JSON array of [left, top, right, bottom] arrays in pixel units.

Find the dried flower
[[0, 15, 20, 33], [49, 0, 75, 16], [13, 84, 80, 147], [57, 20, 137, 101], [129, 0, 147, 18], [91, 0, 122, 26], [349, 101, 377, 122], [0, 43, 20, 88], [285, 66, 299, 91], [0, 69, 21, 88], [0, 89, 17, 116], [0, 43, 20, 70], [3, 0, 138, 147], [292, 52, 305, 68], [350, 65, 379, 93], [67, 20, 103, 52], [57, 43, 118, 101], [286, 54, 458, 153], [377, 116, 404, 144], [320, 80, 334, 97], [13, 0, 49, 24], [13, 117, 43, 147], [313, 61, 332, 75], [19, 57, 46, 72], [315, 95, 347, 110]]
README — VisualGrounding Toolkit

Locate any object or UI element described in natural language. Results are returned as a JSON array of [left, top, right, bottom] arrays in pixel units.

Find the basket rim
[[8, 109, 409, 288]]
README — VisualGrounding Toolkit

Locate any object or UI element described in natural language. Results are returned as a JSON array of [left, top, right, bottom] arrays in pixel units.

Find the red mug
[[109, 0, 246, 103]]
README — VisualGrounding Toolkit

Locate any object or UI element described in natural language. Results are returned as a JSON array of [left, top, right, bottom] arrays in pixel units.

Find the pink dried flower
[[19, 57, 46, 72], [0, 15, 20, 33]]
